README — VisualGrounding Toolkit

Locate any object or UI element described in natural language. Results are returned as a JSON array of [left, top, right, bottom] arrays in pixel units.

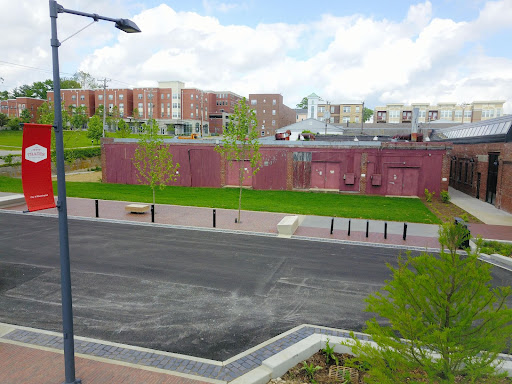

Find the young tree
[[37, 102, 54, 124], [215, 97, 261, 223], [20, 108, 32, 123], [87, 115, 103, 144], [117, 119, 131, 138], [363, 107, 374, 122], [132, 119, 180, 205], [71, 105, 88, 130], [345, 222, 512, 383]]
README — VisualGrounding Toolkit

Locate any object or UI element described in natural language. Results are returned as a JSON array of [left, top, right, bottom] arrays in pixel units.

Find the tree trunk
[[238, 161, 243, 223]]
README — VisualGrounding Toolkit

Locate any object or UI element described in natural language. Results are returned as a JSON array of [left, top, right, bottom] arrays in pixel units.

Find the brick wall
[[449, 141, 512, 213]]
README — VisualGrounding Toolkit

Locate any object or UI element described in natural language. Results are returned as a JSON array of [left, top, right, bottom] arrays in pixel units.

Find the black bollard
[[95, 199, 99, 218], [384, 222, 387, 239], [151, 204, 155, 223], [348, 219, 351, 236], [213, 209, 216, 228], [403, 223, 407, 241], [235, 218, 237, 223], [366, 220, 369, 238], [330, 218, 334, 235]]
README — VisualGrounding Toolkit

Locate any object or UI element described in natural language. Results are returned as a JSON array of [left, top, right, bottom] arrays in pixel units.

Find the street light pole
[[49, 2, 140, 383]]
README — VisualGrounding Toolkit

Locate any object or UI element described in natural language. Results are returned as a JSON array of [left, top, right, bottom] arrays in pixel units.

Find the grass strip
[[0, 175, 440, 224]]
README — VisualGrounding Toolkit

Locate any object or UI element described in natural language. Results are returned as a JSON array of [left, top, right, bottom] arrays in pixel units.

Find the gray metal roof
[[431, 115, 512, 143]]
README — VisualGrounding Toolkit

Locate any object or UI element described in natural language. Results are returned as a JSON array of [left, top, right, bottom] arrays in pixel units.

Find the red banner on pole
[[22, 123, 56, 212]]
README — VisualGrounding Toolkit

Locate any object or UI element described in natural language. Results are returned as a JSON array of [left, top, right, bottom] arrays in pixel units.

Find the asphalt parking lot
[[1, 212, 511, 360]]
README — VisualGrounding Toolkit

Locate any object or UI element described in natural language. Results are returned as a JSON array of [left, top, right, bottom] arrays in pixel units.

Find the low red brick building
[[102, 138, 450, 197], [432, 115, 512, 214]]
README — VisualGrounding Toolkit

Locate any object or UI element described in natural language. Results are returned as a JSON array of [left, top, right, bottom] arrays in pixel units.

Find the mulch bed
[[269, 350, 512, 384]]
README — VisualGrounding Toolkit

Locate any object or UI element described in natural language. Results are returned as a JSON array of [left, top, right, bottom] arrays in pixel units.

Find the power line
[[0, 59, 134, 89]]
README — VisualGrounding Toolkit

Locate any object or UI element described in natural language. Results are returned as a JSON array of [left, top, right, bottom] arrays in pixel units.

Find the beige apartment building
[[306, 93, 363, 124], [374, 101, 505, 124]]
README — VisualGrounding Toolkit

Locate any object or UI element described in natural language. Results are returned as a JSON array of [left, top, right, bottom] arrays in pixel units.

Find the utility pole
[[361, 101, 364, 133], [100, 77, 110, 137], [200, 89, 203, 137]]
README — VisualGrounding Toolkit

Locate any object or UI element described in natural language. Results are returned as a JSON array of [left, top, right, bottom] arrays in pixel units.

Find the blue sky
[[2, 0, 511, 111]]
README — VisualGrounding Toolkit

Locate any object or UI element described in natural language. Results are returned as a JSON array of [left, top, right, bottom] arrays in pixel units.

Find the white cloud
[[2, 0, 512, 113]]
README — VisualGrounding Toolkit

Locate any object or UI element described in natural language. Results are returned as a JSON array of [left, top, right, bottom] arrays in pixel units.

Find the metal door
[[486, 154, 499, 205], [386, 168, 403, 195]]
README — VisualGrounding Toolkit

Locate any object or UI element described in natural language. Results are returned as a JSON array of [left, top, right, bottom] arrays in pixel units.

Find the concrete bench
[[277, 215, 299, 238], [125, 203, 150, 214]]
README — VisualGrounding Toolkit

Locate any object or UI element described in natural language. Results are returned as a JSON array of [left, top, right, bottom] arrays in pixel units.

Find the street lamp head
[[115, 18, 141, 33]]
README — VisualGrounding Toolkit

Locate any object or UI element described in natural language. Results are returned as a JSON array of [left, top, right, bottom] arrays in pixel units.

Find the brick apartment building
[[45, 81, 249, 136], [374, 101, 505, 124], [248, 93, 296, 136], [0, 97, 45, 123], [47, 89, 96, 117]]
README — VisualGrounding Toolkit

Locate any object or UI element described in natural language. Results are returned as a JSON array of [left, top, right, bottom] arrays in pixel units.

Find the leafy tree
[[70, 105, 88, 130], [37, 102, 54, 124], [132, 119, 180, 205], [345, 222, 512, 384], [296, 96, 308, 109], [0, 90, 9, 100], [87, 115, 103, 144], [363, 107, 373, 122], [117, 119, 131, 138], [0, 113, 9, 127], [20, 108, 32, 123], [215, 97, 261, 223], [73, 71, 99, 89], [60, 78, 81, 90], [7, 117, 21, 130]]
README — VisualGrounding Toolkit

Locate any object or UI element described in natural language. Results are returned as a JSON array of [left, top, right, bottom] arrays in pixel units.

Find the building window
[[138, 94, 143, 99], [482, 109, 494, 118], [342, 117, 350, 123], [119, 94, 123, 100], [80, 95, 85, 101], [343, 106, 351, 113], [464, 110, 472, 118], [272, 110, 276, 115], [497, 108, 502, 117], [272, 120, 275, 126], [108, 94, 113, 100], [318, 106, 325, 113], [455, 110, 462, 118], [167, 94, 170, 99], [389, 110, 400, 118], [251, 99, 257, 105], [261, 131, 265, 136], [355, 106, 360, 113], [190, 113, 194, 118], [71, 95, 76, 100], [190, 94, 194, 100], [272, 99, 276, 105], [355, 117, 359, 123], [98, 95, 103, 100], [441, 110, 452, 119], [119, 103, 124, 117], [419, 110, 426, 117], [331, 106, 335, 113], [161, 94, 164, 100]]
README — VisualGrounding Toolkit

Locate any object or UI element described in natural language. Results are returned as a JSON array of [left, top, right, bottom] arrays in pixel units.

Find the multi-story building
[[374, 101, 505, 124], [208, 91, 242, 135], [248, 93, 296, 136], [306, 93, 363, 124], [47, 89, 97, 117], [0, 97, 45, 123]]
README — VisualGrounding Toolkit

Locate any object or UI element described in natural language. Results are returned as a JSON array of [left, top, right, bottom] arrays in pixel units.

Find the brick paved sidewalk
[[0, 342, 211, 384]]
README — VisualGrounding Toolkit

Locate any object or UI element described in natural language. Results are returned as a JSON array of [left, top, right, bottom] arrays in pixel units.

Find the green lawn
[[0, 130, 171, 149], [0, 176, 441, 224]]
